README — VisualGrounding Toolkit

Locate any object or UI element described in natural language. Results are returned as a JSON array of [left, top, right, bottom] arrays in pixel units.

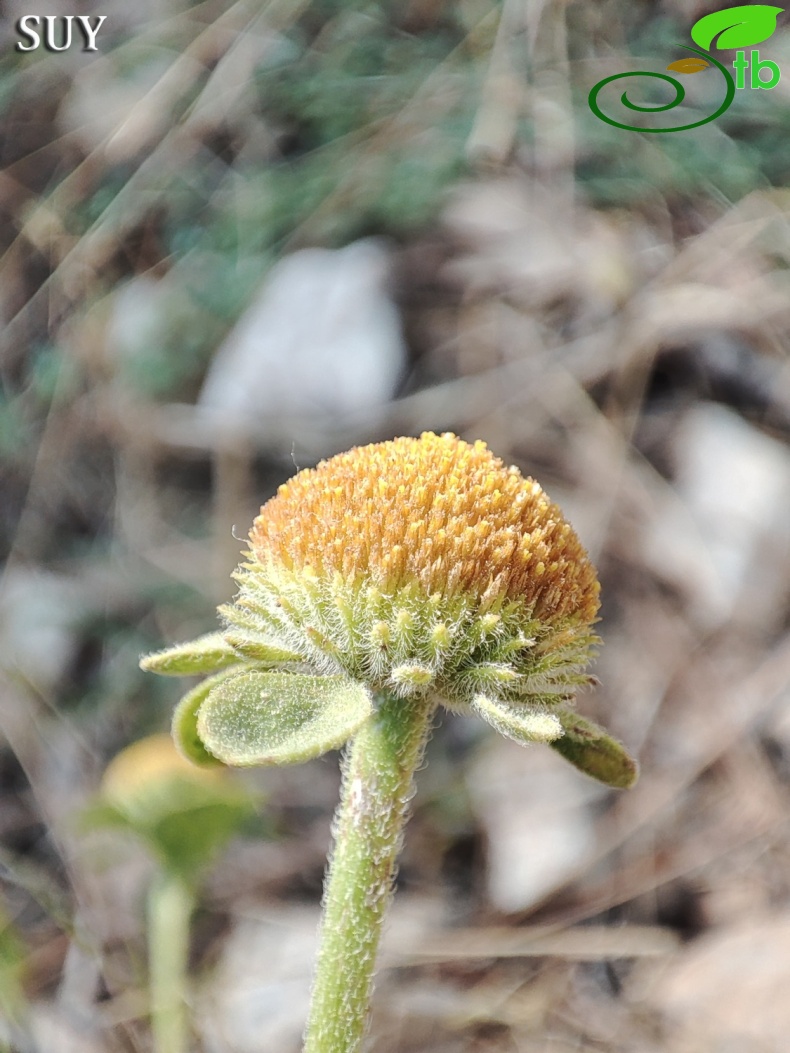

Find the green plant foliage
[[63, 3, 480, 403], [89, 787, 254, 877], [197, 670, 373, 765], [576, 114, 777, 207], [550, 711, 639, 788], [0, 394, 33, 461], [147, 786, 254, 876], [172, 671, 240, 767], [0, 907, 27, 1028]]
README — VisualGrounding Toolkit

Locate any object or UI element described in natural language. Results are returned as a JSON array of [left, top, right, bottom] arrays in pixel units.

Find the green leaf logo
[[666, 57, 711, 73], [691, 5, 783, 50]]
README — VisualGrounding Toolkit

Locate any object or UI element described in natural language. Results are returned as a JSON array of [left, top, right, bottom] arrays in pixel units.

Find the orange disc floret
[[250, 433, 599, 624]]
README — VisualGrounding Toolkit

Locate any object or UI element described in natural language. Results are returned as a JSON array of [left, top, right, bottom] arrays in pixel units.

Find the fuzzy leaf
[[197, 671, 372, 766], [140, 633, 240, 677], [471, 694, 563, 744], [172, 672, 238, 767], [550, 711, 638, 789], [666, 58, 710, 73], [690, 6, 782, 51]]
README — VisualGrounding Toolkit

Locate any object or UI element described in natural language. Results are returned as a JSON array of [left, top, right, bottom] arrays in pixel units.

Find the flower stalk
[[304, 692, 436, 1053], [147, 870, 194, 1053]]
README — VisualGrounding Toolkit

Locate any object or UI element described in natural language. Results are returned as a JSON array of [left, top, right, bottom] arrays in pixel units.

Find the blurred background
[[2, 0, 790, 1050]]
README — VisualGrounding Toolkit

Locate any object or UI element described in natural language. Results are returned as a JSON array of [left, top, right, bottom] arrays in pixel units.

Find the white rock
[[199, 906, 318, 1053], [673, 403, 790, 629], [26, 1005, 105, 1053], [104, 274, 171, 368], [466, 735, 605, 914], [0, 569, 84, 695], [198, 240, 405, 430]]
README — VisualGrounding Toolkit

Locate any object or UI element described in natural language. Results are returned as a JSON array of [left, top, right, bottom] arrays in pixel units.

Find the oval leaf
[[140, 632, 240, 676], [471, 694, 563, 745], [172, 671, 239, 767], [666, 58, 710, 74], [197, 671, 372, 766], [691, 5, 783, 51], [550, 711, 638, 789]]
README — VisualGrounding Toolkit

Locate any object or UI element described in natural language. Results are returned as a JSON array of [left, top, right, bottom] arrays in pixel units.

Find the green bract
[[141, 613, 636, 787]]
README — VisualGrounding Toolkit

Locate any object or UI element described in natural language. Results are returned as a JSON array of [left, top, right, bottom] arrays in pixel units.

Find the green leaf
[[150, 791, 254, 875], [140, 632, 240, 677], [690, 5, 783, 50], [471, 694, 563, 744], [197, 671, 372, 766], [550, 711, 638, 789], [172, 671, 238, 767]]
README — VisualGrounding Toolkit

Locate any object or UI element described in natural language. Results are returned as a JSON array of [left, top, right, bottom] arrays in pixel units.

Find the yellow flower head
[[224, 432, 600, 708], [102, 734, 226, 807], [250, 432, 599, 624], [99, 734, 254, 872], [143, 432, 637, 787]]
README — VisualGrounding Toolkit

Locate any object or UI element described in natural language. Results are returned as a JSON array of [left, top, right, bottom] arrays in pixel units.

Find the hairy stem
[[303, 693, 436, 1053], [148, 870, 194, 1053]]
